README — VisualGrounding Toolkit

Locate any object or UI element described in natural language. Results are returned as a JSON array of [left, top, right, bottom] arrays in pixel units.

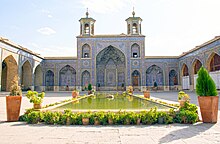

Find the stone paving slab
[[0, 92, 220, 144]]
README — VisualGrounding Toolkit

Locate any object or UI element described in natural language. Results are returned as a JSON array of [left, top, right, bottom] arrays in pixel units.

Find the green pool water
[[52, 93, 172, 111]]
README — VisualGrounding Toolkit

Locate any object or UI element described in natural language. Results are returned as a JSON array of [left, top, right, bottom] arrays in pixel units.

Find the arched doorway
[[81, 70, 90, 91], [21, 60, 32, 91], [45, 70, 54, 91], [1, 55, 18, 91], [34, 65, 43, 91], [182, 64, 190, 90], [146, 65, 163, 90], [59, 65, 76, 91], [169, 70, 178, 90], [96, 45, 126, 91], [132, 70, 141, 90], [193, 59, 202, 89], [208, 53, 220, 89]]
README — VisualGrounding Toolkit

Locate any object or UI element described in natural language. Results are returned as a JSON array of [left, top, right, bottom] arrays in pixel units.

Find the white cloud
[[41, 9, 53, 18], [80, 0, 135, 14], [37, 27, 56, 35]]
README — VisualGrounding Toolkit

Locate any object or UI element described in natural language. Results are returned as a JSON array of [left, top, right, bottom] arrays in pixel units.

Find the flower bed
[[19, 102, 198, 125]]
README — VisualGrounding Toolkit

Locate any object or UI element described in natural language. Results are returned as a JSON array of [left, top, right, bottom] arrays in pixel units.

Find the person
[[66, 85, 69, 91]]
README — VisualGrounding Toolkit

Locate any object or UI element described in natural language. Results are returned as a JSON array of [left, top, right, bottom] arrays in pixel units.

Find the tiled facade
[[1, 12, 220, 92]]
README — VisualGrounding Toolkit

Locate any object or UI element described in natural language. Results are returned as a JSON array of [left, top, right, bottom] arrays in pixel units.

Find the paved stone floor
[[0, 91, 220, 144]]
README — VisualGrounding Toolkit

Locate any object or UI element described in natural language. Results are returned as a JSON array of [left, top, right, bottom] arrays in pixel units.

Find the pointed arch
[[96, 45, 126, 90], [84, 23, 89, 34], [169, 69, 178, 86], [132, 23, 138, 34], [131, 43, 140, 58], [82, 44, 91, 58], [1, 55, 18, 91], [34, 64, 43, 91], [207, 52, 220, 89], [192, 59, 202, 74], [146, 65, 163, 87], [45, 70, 54, 91], [132, 70, 141, 87], [181, 63, 189, 76], [81, 70, 91, 90], [59, 65, 76, 91], [208, 53, 220, 72], [21, 60, 32, 90], [181, 63, 190, 90]]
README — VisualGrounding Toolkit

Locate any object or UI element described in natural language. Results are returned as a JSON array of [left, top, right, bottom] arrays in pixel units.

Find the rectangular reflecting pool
[[52, 93, 174, 111]]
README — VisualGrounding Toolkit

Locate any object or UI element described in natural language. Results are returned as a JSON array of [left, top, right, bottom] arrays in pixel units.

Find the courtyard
[[0, 91, 219, 144]]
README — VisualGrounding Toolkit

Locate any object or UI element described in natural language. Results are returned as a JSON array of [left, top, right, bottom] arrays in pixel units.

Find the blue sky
[[1, 0, 220, 57]]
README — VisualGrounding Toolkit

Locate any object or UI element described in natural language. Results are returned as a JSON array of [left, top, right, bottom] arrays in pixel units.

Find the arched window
[[81, 70, 90, 89], [82, 44, 90, 58], [84, 23, 89, 34], [182, 64, 189, 76], [59, 65, 76, 87], [132, 70, 141, 86], [193, 59, 202, 74], [131, 43, 140, 58], [45, 70, 54, 91], [169, 70, 178, 86], [146, 65, 163, 86], [210, 53, 220, 72], [132, 23, 138, 34]]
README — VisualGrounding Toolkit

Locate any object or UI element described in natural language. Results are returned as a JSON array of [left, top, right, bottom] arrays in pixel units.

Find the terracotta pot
[[6, 96, 22, 122], [66, 117, 71, 125], [108, 118, 113, 125], [198, 96, 219, 123], [82, 118, 89, 125], [94, 120, 100, 126], [125, 119, 130, 125], [34, 103, 42, 109], [158, 117, 164, 124], [72, 91, 79, 98], [144, 91, 150, 98], [136, 118, 141, 125], [178, 100, 186, 107]]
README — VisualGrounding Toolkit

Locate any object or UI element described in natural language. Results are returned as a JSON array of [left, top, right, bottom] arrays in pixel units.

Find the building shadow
[[159, 123, 215, 144]]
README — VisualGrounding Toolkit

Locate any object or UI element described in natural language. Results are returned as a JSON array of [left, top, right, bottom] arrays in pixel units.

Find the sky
[[1, 0, 220, 57]]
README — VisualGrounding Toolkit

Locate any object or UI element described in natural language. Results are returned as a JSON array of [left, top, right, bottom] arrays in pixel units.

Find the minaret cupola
[[79, 9, 96, 36], [125, 8, 142, 35]]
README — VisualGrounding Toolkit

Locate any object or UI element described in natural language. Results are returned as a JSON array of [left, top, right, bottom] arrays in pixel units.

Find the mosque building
[[1, 10, 220, 92]]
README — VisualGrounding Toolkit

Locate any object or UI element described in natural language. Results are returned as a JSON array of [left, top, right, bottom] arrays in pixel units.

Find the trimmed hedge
[[20, 103, 198, 125]]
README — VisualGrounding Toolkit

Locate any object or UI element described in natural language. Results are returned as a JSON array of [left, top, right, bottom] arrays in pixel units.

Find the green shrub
[[196, 66, 218, 96], [88, 84, 92, 91], [27, 111, 43, 124], [43, 111, 62, 124], [26, 90, 45, 104], [141, 108, 158, 124], [174, 103, 198, 124]]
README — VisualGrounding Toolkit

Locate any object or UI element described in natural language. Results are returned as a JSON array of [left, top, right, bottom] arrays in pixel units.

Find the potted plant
[[196, 66, 219, 123], [178, 91, 190, 107], [26, 90, 45, 109], [6, 76, 22, 121], [81, 112, 90, 125], [88, 84, 92, 95], [143, 89, 150, 98], [72, 90, 79, 98], [127, 86, 133, 94], [107, 112, 115, 125]]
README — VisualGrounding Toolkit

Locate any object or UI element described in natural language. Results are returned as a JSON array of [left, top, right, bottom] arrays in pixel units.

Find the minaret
[[79, 8, 96, 36], [125, 7, 142, 35]]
